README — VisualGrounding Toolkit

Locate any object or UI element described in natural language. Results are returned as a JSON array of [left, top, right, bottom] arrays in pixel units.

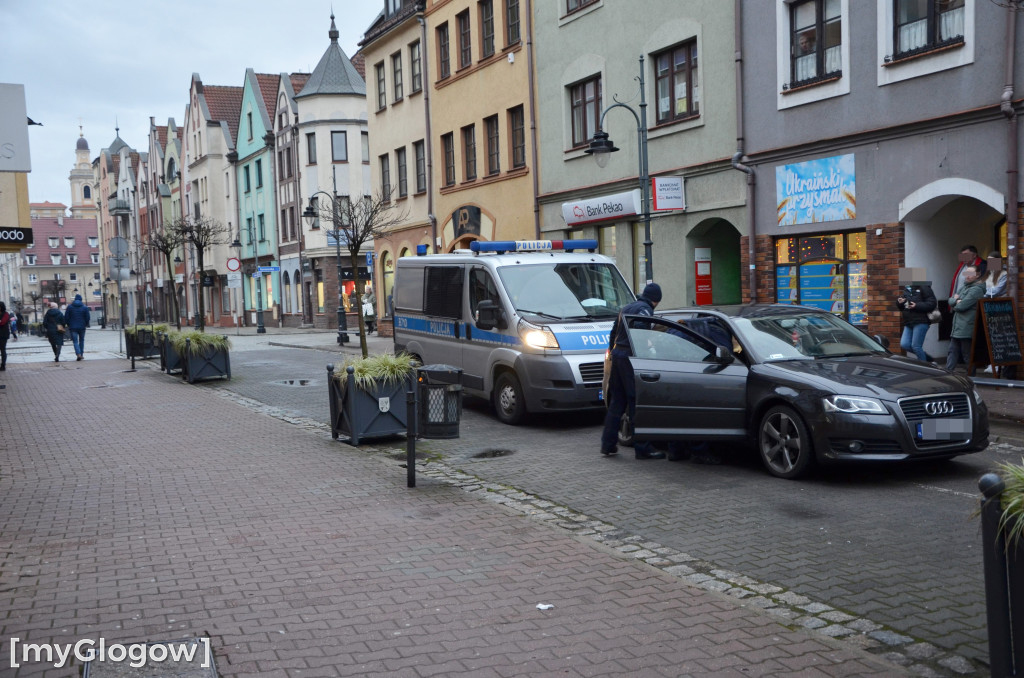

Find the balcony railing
[[109, 199, 132, 216]]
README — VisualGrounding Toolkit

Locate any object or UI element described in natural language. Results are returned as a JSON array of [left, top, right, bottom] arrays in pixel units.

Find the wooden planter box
[[125, 329, 160, 359], [327, 364, 410, 446], [181, 340, 231, 384], [159, 334, 183, 374]]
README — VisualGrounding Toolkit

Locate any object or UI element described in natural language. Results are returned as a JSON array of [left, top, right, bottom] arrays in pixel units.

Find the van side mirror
[[475, 300, 506, 330]]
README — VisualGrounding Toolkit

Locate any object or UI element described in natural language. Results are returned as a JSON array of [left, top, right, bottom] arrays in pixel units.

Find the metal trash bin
[[416, 364, 463, 439]]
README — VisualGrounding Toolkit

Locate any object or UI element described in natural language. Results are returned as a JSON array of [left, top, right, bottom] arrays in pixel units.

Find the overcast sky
[[0, 1, 382, 207]]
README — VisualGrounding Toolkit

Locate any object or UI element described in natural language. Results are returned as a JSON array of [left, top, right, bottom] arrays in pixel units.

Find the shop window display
[[775, 231, 867, 326]]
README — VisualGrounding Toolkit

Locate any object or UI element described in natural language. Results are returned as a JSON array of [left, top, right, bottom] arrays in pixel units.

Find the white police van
[[393, 239, 635, 424]]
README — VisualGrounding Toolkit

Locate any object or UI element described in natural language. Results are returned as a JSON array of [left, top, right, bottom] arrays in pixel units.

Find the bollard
[[406, 367, 417, 488], [979, 472, 1024, 677]]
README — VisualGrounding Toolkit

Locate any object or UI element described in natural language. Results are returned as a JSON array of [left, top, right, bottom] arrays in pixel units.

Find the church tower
[[69, 126, 97, 219]]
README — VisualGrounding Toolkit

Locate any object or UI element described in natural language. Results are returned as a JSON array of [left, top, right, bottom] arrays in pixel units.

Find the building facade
[[740, 0, 1023, 353]]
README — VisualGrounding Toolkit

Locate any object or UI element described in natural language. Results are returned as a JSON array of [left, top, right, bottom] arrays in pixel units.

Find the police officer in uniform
[[601, 283, 665, 460]]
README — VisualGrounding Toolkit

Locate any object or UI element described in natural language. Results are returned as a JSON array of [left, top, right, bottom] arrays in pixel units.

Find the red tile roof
[[203, 85, 244, 147], [255, 73, 280, 123], [28, 217, 101, 259], [155, 125, 168, 150], [351, 52, 365, 80], [30, 201, 68, 208], [289, 73, 311, 95]]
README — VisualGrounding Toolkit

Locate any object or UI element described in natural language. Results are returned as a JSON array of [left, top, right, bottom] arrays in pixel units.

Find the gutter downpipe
[[1001, 6, 1019, 303], [730, 0, 757, 303], [525, 0, 541, 239], [418, 8, 439, 250]]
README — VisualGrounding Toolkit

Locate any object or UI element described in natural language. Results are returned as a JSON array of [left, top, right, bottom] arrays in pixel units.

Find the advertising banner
[[776, 154, 855, 226], [561, 190, 642, 227]]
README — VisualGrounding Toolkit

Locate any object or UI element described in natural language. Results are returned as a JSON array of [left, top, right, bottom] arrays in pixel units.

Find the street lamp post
[[586, 55, 653, 285], [303, 191, 350, 345], [231, 221, 265, 334]]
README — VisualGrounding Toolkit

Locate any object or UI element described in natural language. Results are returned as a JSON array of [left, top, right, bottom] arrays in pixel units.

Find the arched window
[[83, 185, 91, 200], [381, 252, 394, 317], [166, 158, 177, 181]]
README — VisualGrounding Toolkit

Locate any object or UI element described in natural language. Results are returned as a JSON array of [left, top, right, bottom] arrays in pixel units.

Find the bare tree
[[307, 192, 407, 357], [25, 290, 41, 323], [168, 215, 233, 332], [139, 225, 187, 330]]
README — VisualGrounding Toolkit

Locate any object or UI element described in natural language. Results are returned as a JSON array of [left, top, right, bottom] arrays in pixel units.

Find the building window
[[437, 23, 451, 79], [790, 0, 842, 85], [485, 115, 500, 175], [389, 51, 401, 101], [775, 232, 867, 326], [508, 105, 525, 168], [380, 154, 392, 199], [48, 237, 58, 248], [655, 40, 699, 124], [247, 111, 253, 140], [255, 158, 263, 187], [414, 140, 426, 193], [51, 254, 61, 265], [505, 0, 520, 45], [258, 214, 266, 240], [570, 76, 601, 148], [362, 132, 370, 163], [26, 255, 36, 265], [91, 253, 99, 264], [375, 62, 386, 109], [480, 0, 495, 58], [285, 146, 293, 178], [69, 272, 78, 282], [83, 185, 91, 199], [566, 0, 598, 13], [28, 273, 37, 283], [67, 254, 78, 265], [244, 165, 251, 192], [442, 133, 456, 186], [462, 124, 477, 181], [307, 133, 317, 164], [64, 236, 74, 247], [894, 0, 965, 56], [396, 147, 408, 197], [410, 40, 422, 93], [457, 10, 472, 70], [88, 236, 98, 247], [332, 131, 347, 162]]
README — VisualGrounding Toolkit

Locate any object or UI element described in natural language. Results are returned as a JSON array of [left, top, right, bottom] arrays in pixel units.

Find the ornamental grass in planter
[[327, 352, 419, 445], [158, 330, 184, 374], [124, 324, 167, 359], [171, 331, 232, 383]]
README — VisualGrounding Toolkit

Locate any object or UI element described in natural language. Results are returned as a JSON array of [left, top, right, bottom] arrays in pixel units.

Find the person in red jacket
[[949, 245, 986, 297]]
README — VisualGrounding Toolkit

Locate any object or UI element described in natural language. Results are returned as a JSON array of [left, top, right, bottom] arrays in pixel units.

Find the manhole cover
[[82, 637, 216, 678], [273, 379, 314, 387], [472, 448, 515, 459]]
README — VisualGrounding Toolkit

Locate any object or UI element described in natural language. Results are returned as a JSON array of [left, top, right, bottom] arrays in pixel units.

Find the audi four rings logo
[[924, 401, 955, 416]]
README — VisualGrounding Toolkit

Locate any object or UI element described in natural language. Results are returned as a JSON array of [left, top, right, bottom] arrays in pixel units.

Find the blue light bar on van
[[469, 239, 599, 253]]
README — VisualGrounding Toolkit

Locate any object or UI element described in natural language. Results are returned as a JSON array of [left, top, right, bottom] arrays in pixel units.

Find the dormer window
[[51, 254, 61, 265], [64, 236, 75, 247], [67, 254, 78, 264], [48, 237, 59, 248], [26, 255, 36, 265], [88, 236, 98, 248]]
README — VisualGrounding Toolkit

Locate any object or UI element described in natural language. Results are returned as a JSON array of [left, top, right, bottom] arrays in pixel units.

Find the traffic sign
[[366, 252, 373, 267], [252, 272, 261, 279], [257, 266, 280, 272], [226, 257, 241, 272]]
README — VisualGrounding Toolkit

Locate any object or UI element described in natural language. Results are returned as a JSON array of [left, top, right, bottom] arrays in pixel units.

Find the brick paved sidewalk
[[0, 360, 903, 677]]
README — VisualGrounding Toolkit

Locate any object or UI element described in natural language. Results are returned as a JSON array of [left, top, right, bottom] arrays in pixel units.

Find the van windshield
[[498, 262, 634, 321]]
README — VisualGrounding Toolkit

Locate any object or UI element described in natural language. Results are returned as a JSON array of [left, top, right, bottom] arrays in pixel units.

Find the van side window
[[469, 268, 501, 318], [425, 266, 464, 319]]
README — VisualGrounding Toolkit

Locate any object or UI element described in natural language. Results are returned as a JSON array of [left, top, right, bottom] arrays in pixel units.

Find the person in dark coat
[[896, 281, 937, 362], [42, 302, 66, 362], [0, 302, 10, 371], [63, 293, 91, 360], [600, 283, 665, 460]]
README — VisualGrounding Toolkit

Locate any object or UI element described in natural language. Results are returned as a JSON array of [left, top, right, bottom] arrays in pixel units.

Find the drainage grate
[[472, 448, 515, 459], [82, 637, 217, 678]]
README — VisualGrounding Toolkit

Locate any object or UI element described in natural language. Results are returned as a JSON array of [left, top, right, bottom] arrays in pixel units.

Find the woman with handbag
[[42, 302, 67, 362], [896, 282, 937, 362], [0, 302, 10, 371]]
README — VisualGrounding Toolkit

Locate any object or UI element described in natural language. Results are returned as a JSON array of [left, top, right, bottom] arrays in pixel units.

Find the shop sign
[[775, 154, 856, 226], [652, 177, 684, 211], [561, 190, 641, 226]]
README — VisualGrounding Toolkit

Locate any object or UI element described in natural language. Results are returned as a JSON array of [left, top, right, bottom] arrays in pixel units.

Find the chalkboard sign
[[970, 297, 1024, 374]]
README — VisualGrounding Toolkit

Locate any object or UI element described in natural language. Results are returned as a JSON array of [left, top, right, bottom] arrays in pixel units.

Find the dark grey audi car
[[620, 304, 988, 479]]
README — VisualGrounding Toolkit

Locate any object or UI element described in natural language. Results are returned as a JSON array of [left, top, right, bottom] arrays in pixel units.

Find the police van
[[393, 239, 635, 424]]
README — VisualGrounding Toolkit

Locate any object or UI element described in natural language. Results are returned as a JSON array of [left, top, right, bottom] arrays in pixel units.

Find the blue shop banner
[[776, 154, 856, 226]]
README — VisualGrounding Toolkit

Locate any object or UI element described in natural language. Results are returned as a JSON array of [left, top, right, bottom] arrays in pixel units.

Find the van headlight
[[823, 395, 886, 414], [518, 320, 559, 349]]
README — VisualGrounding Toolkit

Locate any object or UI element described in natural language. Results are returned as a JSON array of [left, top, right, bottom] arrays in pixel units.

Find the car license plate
[[917, 419, 971, 441]]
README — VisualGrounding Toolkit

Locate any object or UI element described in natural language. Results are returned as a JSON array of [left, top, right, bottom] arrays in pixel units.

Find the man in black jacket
[[600, 283, 665, 460]]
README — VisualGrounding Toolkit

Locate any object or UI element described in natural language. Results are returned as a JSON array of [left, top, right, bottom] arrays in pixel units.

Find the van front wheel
[[493, 372, 526, 425]]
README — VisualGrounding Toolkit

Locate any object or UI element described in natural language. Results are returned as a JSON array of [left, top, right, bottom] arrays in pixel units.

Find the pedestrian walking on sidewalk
[[945, 265, 985, 372], [0, 302, 11, 371], [42, 302, 67, 362], [896, 280, 937, 362], [362, 285, 376, 334], [63, 293, 91, 360]]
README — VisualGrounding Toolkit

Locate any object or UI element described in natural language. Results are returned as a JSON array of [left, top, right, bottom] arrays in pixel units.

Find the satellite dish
[[109, 236, 129, 257]]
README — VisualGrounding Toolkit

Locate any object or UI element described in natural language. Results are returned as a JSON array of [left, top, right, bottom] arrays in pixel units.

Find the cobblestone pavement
[[0, 356, 908, 677]]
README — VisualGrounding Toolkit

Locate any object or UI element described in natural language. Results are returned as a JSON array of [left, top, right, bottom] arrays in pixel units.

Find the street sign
[[226, 257, 241, 272], [366, 252, 373, 267], [227, 272, 242, 288], [257, 266, 280, 272], [252, 272, 260, 279]]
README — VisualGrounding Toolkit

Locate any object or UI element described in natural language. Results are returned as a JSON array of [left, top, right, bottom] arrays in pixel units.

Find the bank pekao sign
[[776, 154, 856, 226], [562, 189, 642, 227]]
